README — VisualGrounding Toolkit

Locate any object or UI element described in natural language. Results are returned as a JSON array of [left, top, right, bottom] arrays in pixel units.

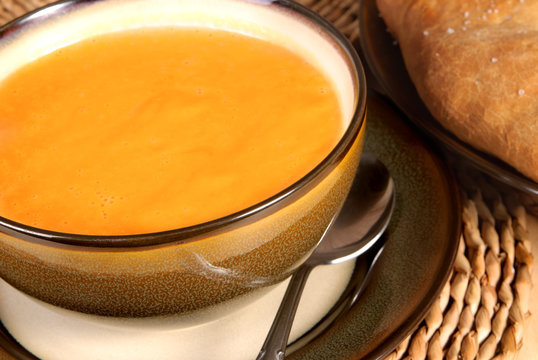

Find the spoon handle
[[256, 265, 313, 360]]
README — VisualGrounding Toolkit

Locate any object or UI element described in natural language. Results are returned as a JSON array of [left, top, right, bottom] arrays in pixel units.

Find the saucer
[[0, 94, 461, 359]]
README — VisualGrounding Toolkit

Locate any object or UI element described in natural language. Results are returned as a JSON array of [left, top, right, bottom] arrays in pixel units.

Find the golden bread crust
[[376, 0, 538, 182]]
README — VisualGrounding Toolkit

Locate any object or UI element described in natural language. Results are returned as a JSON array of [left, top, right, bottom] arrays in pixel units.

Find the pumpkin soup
[[0, 27, 343, 235]]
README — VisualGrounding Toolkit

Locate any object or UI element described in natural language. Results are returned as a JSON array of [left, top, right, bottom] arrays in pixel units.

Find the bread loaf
[[376, 0, 538, 182]]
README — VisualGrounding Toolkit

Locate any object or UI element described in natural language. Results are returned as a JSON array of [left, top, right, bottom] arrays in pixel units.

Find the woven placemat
[[386, 168, 534, 360], [0, 1, 534, 359]]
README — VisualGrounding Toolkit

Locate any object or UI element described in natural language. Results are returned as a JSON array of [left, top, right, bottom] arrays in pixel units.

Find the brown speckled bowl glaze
[[0, 0, 366, 317]]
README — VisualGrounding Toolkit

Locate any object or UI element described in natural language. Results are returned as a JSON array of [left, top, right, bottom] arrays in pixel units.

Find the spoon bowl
[[309, 153, 395, 265]]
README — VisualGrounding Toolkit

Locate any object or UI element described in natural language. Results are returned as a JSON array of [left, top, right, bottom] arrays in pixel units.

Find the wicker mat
[[0, 1, 534, 359], [384, 157, 535, 360]]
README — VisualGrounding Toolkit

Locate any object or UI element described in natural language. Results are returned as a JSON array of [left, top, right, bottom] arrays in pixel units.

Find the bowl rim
[[0, 0, 367, 248]]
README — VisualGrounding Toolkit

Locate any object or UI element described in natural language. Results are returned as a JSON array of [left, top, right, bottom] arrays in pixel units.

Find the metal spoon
[[257, 153, 396, 360]]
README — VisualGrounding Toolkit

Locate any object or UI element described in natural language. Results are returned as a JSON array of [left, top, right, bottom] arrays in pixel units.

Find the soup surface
[[0, 27, 343, 235]]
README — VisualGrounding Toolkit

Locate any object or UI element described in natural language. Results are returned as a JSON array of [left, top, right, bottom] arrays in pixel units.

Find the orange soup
[[0, 27, 343, 235]]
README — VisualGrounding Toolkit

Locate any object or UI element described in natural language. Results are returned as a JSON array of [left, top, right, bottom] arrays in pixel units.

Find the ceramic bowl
[[0, 0, 366, 318]]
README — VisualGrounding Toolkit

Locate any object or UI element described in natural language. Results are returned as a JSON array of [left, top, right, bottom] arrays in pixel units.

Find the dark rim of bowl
[[0, 0, 367, 248]]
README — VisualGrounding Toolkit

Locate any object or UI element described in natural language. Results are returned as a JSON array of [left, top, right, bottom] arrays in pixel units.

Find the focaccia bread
[[376, 0, 538, 183]]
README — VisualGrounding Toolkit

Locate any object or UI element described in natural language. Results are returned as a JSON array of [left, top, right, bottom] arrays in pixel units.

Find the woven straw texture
[[0, 0, 534, 359], [387, 166, 534, 360]]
